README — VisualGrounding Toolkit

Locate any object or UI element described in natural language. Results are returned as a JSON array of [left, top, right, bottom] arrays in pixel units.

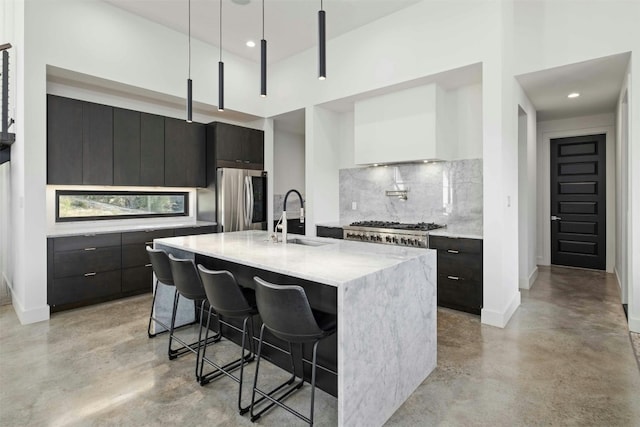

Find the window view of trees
[[57, 191, 188, 221]]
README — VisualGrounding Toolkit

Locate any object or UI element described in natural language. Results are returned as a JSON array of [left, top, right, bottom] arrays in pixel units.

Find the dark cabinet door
[[140, 113, 165, 186], [47, 95, 83, 184], [82, 102, 113, 185], [113, 108, 141, 185], [165, 118, 206, 187], [215, 122, 245, 164], [245, 127, 265, 165]]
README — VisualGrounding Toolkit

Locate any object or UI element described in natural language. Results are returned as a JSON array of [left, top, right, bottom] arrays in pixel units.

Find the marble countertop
[[429, 222, 483, 239], [155, 230, 432, 287], [47, 220, 217, 238]]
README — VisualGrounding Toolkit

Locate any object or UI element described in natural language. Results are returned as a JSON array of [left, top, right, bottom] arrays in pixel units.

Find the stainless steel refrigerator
[[217, 168, 267, 232]]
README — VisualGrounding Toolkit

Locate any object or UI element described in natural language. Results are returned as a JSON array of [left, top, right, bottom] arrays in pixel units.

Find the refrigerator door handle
[[243, 176, 251, 227], [248, 176, 255, 225]]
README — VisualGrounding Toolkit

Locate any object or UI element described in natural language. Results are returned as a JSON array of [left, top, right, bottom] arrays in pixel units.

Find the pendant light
[[318, 0, 326, 80], [218, 0, 225, 112], [260, 0, 267, 97], [186, 0, 193, 122]]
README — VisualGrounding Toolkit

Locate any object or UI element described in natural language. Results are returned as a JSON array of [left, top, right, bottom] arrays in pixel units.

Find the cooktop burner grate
[[348, 220, 445, 231]]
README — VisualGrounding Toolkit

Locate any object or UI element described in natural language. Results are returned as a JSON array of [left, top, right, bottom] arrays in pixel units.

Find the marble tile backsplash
[[273, 193, 303, 219], [339, 159, 482, 227]]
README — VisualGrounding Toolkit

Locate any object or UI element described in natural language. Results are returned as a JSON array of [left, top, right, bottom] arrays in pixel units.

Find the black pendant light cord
[[318, 0, 326, 80], [186, 0, 193, 122], [260, 0, 267, 97], [218, 0, 224, 111]]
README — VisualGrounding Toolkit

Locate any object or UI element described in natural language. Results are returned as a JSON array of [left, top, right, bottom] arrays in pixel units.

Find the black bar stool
[[147, 246, 197, 338], [167, 254, 220, 377], [250, 276, 337, 426], [197, 265, 259, 414]]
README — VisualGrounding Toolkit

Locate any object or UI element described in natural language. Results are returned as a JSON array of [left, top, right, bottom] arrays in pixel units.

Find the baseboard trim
[[11, 293, 50, 325], [629, 315, 640, 334], [519, 266, 539, 290], [481, 291, 521, 328]]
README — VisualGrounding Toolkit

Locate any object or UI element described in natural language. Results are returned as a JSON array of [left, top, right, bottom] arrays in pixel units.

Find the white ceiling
[[516, 52, 630, 121], [104, 0, 421, 64]]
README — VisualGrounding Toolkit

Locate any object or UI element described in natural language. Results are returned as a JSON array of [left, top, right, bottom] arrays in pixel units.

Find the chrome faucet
[[277, 189, 304, 243]]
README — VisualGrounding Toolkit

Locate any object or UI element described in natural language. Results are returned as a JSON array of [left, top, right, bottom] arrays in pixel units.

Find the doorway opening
[[549, 134, 606, 270]]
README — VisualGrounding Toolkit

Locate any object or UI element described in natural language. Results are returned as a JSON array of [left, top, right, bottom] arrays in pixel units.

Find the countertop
[[428, 222, 483, 240], [154, 230, 432, 287], [47, 220, 217, 238]]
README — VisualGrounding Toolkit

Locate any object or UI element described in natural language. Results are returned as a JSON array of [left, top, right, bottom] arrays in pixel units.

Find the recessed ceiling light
[[423, 160, 429, 163], [373, 163, 379, 167], [246, 40, 256, 48], [568, 92, 580, 98]]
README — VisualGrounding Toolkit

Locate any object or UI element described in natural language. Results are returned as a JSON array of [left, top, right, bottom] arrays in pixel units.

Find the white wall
[[616, 68, 630, 305], [516, 86, 538, 290], [447, 83, 484, 160], [11, 0, 640, 331], [273, 128, 305, 196], [0, 163, 11, 305], [305, 106, 343, 235]]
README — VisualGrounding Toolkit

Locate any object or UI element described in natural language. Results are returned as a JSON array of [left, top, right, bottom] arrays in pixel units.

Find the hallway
[[1, 266, 638, 426]]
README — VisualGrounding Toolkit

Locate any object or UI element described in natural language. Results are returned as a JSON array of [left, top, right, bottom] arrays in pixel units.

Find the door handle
[[551, 215, 562, 221], [243, 176, 251, 227]]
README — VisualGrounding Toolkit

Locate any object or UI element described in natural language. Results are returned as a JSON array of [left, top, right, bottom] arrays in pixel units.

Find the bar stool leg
[[309, 340, 320, 426], [168, 291, 181, 359], [147, 278, 160, 338], [249, 325, 303, 422]]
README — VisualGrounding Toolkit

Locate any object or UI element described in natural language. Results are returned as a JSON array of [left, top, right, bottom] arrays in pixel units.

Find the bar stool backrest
[[168, 254, 205, 300], [253, 276, 324, 343], [197, 265, 254, 318], [146, 247, 174, 286]]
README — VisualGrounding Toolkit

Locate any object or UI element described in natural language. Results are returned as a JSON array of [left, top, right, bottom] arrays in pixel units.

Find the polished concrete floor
[[1, 265, 639, 426]]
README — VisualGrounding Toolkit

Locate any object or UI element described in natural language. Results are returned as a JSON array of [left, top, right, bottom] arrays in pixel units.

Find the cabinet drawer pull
[[84, 247, 96, 251], [145, 263, 152, 267], [83, 233, 96, 237], [145, 229, 156, 232], [235, 159, 243, 163], [145, 241, 153, 245], [447, 249, 459, 254], [84, 272, 97, 277], [447, 275, 460, 281]]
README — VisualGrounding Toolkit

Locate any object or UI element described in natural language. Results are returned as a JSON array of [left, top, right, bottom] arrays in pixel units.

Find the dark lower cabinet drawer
[[316, 226, 344, 239], [53, 233, 121, 252], [122, 244, 153, 268], [121, 228, 174, 245], [122, 265, 153, 293], [53, 246, 121, 278], [437, 274, 482, 314], [429, 235, 482, 254], [50, 270, 121, 307], [438, 252, 482, 279]]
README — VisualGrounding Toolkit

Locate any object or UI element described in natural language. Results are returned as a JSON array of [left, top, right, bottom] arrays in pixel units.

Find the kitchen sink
[[287, 238, 332, 247]]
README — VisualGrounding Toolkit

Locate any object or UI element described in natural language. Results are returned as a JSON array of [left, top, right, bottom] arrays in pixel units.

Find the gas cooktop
[[343, 220, 446, 248], [348, 220, 446, 231]]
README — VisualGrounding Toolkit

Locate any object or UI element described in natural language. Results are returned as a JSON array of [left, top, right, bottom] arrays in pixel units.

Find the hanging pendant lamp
[[260, 0, 267, 97], [218, 0, 225, 111], [186, 0, 193, 122], [318, 0, 326, 80]]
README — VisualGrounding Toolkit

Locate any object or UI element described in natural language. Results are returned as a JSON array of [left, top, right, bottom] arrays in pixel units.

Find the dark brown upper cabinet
[[47, 95, 83, 185], [82, 102, 113, 185], [113, 107, 141, 186], [209, 122, 264, 170], [47, 95, 113, 185], [164, 118, 206, 187], [140, 113, 165, 186]]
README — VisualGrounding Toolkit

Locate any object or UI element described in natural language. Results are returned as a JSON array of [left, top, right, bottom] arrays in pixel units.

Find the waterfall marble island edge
[[154, 230, 437, 427]]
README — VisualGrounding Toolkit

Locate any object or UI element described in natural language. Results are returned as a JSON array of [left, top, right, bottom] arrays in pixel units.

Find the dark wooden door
[[140, 113, 165, 186], [550, 134, 606, 270], [215, 122, 245, 164], [113, 107, 141, 185], [82, 102, 113, 185], [165, 118, 205, 187], [47, 95, 83, 184]]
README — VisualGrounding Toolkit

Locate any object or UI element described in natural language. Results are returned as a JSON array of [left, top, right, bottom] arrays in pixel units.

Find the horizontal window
[[56, 190, 189, 222]]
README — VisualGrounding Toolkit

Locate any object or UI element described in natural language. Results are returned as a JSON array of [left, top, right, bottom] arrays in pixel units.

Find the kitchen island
[[154, 230, 437, 427]]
